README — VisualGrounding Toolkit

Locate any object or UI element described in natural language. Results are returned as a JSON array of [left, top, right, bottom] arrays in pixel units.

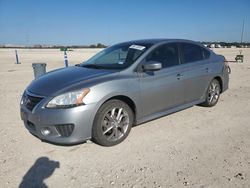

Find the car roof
[[122, 38, 201, 45]]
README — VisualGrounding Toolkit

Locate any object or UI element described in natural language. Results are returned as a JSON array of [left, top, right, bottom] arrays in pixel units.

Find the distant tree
[[89, 44, 97, 48], [96, 43, 107, 48], [89, 43, 107, 48]]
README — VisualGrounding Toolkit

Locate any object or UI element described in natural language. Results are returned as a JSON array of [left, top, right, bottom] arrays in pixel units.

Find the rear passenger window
[[146, 43, 179, 68], [182, 43, 203, 63]]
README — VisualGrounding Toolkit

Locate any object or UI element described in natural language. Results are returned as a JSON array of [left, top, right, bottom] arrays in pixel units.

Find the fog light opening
[[41, 127, 51, 136]]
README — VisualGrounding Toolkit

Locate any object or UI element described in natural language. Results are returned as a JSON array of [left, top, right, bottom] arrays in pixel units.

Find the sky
[[0, 0, 249, 45]]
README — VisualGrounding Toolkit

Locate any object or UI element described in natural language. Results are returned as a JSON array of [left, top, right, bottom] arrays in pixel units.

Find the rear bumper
[[222, 65, 229, 93], [20, 100, 97, 145]]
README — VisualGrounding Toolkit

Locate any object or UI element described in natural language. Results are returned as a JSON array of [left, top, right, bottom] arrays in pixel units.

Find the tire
[[92, 99, 134, 146], [201, 79, 221, 107]]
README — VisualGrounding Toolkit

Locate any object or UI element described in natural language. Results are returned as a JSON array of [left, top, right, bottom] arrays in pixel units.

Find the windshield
[[80, 42, 152, 70]]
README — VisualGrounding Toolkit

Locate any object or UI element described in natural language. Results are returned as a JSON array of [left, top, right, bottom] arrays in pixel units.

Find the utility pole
[[240, 19, 245, 44]]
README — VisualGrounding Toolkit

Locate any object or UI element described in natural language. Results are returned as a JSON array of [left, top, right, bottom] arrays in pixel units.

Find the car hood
[[27, 66, 117, 96]]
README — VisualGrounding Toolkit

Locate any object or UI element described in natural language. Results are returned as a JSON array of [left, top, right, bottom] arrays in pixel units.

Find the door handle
[[205, 67, 211, 73], [176, 73, 183, 80]]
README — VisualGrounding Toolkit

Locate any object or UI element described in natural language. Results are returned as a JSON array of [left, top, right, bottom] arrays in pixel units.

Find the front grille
[[55, 124, 74, 137], [24, 92, 43, 111]]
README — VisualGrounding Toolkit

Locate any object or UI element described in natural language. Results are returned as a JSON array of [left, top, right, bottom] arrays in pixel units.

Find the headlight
[[46, 88, 90, 108]]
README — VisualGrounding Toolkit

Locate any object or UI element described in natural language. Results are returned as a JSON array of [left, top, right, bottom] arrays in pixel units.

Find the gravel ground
[[0, 48, 250, 188]]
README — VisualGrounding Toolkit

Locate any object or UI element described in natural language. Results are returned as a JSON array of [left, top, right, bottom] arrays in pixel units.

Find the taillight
[[224, 58, 231, 74], [224, 58, 229, 66]]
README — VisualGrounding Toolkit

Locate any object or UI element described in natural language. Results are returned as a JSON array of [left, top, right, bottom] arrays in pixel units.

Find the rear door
[[180, 43, 212, 103], [138, 43, 186, 118]]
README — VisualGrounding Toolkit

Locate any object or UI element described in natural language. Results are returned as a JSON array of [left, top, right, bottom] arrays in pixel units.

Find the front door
[[138, 43, 185, 119]]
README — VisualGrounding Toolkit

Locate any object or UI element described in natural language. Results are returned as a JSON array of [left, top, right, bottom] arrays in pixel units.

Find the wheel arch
[[214, 76, 223, 93], [102, 95, 137, 124]]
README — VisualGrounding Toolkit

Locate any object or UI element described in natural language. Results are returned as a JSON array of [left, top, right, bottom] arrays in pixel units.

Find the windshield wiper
[[81, 64, 104, 69]]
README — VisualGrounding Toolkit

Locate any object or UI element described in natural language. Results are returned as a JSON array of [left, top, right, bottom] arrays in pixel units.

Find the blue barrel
[[32, 63, 47, 79]]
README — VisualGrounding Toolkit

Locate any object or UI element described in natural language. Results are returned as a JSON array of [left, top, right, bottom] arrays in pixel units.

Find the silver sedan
[[20, 39, 230, 146]]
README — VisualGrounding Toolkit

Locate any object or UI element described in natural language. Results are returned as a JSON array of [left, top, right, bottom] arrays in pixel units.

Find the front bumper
[[20, 94, 97, 145]]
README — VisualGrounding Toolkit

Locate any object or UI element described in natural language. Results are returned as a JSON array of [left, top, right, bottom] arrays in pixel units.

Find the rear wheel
[[92, 99, 134, 146], [201, 79, 221, 107]]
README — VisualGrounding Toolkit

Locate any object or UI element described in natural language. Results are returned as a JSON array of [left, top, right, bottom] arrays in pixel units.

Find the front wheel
[[201, 79, 221, 107], [92, 99, 134, 146]]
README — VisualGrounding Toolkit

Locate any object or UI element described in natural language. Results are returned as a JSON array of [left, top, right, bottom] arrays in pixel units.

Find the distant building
[[215, 44, 221, 48], [3, 44, 26, 48], [210, 44, 215, 48]]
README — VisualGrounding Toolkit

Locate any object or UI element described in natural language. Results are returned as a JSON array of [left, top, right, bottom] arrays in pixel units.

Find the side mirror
[[142, 61, 162, 71]]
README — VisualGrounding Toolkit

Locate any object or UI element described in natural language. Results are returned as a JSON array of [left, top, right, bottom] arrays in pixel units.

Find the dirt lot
[[0, 48, 250, 188]]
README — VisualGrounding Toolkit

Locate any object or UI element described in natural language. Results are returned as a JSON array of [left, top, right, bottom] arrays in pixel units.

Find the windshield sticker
[[118, 61, 124, 65], [129, 45, 146, 51]]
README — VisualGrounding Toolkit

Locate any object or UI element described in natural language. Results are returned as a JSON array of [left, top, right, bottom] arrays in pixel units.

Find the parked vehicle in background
[[20, 39, 230, 146]]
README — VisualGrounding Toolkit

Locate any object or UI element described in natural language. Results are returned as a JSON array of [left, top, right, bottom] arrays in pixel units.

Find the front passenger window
[[146, 44, 179, 68]]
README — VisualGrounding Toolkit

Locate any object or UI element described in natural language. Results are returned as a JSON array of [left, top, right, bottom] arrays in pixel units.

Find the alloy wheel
[[102, 107, 130, 142], [208, 81, 220, 105]]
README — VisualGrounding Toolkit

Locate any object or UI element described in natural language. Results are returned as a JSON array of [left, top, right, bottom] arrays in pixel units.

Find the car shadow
[[19, 157, 60, 188]]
